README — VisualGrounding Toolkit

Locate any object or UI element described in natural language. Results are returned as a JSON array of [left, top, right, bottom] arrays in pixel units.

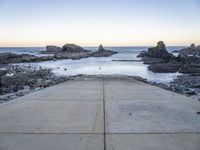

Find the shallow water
[[0, 46, 185, 84]]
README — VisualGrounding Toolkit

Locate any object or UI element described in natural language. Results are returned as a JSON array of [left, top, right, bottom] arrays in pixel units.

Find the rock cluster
[[138, 41, 200, 98], [0, 65, 70, 102], [0, 44, 117, 64], [138, 42, 200, 74], [169, 75, 200, 96]]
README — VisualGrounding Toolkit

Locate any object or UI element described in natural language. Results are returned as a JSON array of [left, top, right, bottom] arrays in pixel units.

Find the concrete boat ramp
[[0, 76, 200, 150]]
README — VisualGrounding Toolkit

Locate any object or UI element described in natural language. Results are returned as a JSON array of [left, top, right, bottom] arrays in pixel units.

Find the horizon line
[[0, 45, 190, 48]]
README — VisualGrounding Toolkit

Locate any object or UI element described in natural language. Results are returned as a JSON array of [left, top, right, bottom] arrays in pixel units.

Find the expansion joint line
[[102, 75, 106, 150]]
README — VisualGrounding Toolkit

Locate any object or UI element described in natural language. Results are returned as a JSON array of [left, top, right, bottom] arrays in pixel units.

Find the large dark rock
[[178, 44, 200, 63], [176, 44, 200, 74], [46, 45, 62, 53], [148, 41, 174, 59], [148, 60, 182, 73], [62, 44, 89, 53], [138, 42, 200, 74], [138, 41, 175, 64]]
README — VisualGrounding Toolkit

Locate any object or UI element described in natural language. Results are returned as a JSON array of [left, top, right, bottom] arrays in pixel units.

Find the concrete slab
[[0, 77, 200, 150], [0, 100, 103, 133], [106, 134, 200, 150], [18, 80, 103, 101], [0, 134, 104, 150], [53, 80, 103, 90], [104, 80, 193, 101], [106, 100, 200, 133]]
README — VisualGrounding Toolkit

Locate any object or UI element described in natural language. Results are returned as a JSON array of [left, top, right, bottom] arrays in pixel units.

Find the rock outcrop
[[91, 45, 117, 57], [169, 74, 200, 96], [0, 44, 117, 64], [138, 42, 200, 73], [148, 41, 174, 59], [148, 60, 181, 73], [46, 46, 62, 53], [138, 41, 175, 64], [178, 44, 200, 63], [0, 53, 54, 64], [62, 44, 90, 53], [177, 44, 200, 74]]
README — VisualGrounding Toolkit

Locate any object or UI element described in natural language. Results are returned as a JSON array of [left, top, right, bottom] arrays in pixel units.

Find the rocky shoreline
[[138, 41, 200, 100], [0, 64, 72, 102], [1, 66, 200, 103]]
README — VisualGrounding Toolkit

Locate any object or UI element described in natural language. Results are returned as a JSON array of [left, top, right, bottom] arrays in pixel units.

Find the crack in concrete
[[103, 76, 106, 150]]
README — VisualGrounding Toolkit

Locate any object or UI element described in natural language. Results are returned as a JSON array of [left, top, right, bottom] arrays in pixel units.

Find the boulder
[[137, 41, 175, 64], [46, 45, 62, 53], [178, 44, 200, 63], [62, 44, 89, 53], [147, 41, 175, 59]]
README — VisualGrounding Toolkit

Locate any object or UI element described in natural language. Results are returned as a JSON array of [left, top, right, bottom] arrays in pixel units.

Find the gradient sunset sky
[[0, 0, 200, 46]]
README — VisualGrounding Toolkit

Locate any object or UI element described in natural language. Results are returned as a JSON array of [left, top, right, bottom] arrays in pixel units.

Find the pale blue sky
[[0, 0, 200, 46]]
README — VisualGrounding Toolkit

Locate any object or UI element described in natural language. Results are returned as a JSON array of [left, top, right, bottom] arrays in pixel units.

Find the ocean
[[0, 46, 186, 84]]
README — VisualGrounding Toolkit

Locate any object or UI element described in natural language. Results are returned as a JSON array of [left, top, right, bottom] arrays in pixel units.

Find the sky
[[0, 0, 200, 47]]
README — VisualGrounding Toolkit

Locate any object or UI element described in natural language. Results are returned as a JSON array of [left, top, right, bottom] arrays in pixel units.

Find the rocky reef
[[0, 44, 117, 64], [0, 53, 54, 64], [137, 41, 175, 64], [43, 44, 117, 59], [138, 42, 200, 74], [92, 44, 118, 57], [138, 42, 200, 99]]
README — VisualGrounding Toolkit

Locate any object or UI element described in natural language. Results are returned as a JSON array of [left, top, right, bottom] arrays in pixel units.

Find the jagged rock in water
[[137, 41, 175, 64], [91, 44, 117, 57], [147, 41, 175, 59], [98, 44, 106, 51]]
